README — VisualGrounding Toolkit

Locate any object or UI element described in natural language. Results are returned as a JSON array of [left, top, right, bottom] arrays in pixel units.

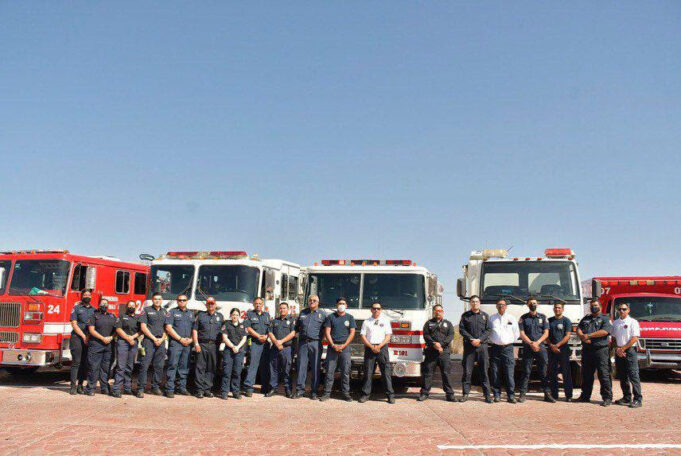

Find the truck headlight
[[22, 333, 42, 344]]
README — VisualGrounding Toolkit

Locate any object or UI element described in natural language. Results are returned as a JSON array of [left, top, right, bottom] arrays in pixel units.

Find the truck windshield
[[306, 273, 361, 308], [196, 265, 260, 303], [362, 273, 426, 309], [8, 260, 70, 297], [0, 260, 10, 294], [480, 261, 580, 304], [616, 297, 681, 322], [150, 265, 195, 300]]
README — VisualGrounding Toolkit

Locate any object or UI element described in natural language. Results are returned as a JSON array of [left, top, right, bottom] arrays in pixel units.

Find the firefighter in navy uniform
[[295, 294, 327, 399], [266, 302, 296, 398], [576, 298, 613, 406], [164, 294, 194, 398], [547, 302, 573, 402], [192, 297, 224, 398], [112, 301, 141, 397], [419, 304, 456, 402], [69, 289, 95, 395], [518, 298, 553, 403], [243, 297, 272, 397], [137, 292, 169, 398], [458, 295, 492, 403], [85, 299, 117, 396]]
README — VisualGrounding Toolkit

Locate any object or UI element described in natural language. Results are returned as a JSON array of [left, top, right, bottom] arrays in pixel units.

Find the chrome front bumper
[[638, 350, 681, 369], [1, 349, 61, 367]]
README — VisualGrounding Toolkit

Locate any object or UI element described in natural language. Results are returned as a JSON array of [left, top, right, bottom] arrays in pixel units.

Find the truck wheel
[[570, 362, 582, 388], [4, 367, 39, 376]]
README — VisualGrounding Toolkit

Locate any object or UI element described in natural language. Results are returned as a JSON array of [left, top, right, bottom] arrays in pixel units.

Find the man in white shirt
[[611, 302, 642, 408], [489, 298, 520, 403], [359, 302, 395, 404]]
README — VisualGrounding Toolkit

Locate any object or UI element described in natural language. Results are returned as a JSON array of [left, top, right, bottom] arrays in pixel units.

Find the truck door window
[[116, 271, 131, 294], [0, 261, 10, 294], [71, 264, 89, 291], [288, 276, 299, 303], [134, 272, 147, 295], [281, 273, 289, 300]]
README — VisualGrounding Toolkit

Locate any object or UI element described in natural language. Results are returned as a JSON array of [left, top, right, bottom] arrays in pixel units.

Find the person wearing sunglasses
[[419, 304, 456, 402], [359, 302, 395, 404], [612, 303, 642, 408], [575, 298, 613, 406], [163, 294, 194, 398], [137, 292, 170, 398]]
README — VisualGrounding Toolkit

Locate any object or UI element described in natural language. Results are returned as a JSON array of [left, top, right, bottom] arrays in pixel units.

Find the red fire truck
[[0, 250, 149, 374], [593, 276, 681, 372]]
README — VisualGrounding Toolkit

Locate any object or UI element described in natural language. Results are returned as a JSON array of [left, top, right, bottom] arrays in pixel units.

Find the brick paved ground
[[1, 365, 680, 456]]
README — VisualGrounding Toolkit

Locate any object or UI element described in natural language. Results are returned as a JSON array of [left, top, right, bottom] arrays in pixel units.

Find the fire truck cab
[[457, 248, 589, 381], [302, 259, 442, 380], [0, 250, 149, 373], [147, 251, 301, 317], [593, 276, 681, 371]]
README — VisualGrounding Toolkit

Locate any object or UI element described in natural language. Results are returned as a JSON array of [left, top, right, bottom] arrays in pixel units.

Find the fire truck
[[592, 276, 681, 372], [457, 248, 592, 382], [146, 251, 301, 317], [0, 250, 149, 374], [302, 259, 442, 381]]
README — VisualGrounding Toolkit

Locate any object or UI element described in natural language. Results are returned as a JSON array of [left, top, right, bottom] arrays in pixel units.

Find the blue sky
[[2, 2, 680, 318]]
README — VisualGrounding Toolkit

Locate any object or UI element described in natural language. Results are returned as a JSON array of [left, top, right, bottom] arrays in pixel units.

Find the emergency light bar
[[321, 259, 415, 266], [544, 248, 575, 258], [0, 249, 69, 255], [166, 251, 248, 260]]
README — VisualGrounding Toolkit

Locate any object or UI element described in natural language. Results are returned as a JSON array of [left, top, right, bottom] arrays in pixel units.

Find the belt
[[199, 340, 216, 344], [300, 337, 320, 342], [492, 343, 513, 347]]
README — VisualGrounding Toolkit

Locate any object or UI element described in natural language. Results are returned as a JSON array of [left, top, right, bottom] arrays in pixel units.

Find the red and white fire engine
[[147, 251, 301, 317], [0, 250, 149, 374], [302, 259, 442, 381], [593, 276, 681, 372]]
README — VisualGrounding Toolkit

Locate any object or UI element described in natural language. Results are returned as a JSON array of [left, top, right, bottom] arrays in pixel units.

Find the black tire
[[4, 366, 39, 376]]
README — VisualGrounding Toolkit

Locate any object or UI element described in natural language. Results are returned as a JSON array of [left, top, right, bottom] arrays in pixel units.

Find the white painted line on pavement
[[438, 444, 681, 450]]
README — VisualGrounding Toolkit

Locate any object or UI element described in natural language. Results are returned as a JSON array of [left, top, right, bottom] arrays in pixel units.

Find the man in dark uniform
[[518, 298, 553, 403], [419, 304, 456, 402], [266, 302, 296, 398], [576, 298, 613, 406], [295, 294, 327, 399], [137, 292, 169, 398], [69, 289, 95, 395], [85, 299, 117, 396], [548, 302, 573, 402], [164, 294, 194, 398], [320, 298, 356, 402], [243, 297, 271, 397], [458, 295, 492, 403], [192, 297, 224, 398], [112, 300, 141, 397]]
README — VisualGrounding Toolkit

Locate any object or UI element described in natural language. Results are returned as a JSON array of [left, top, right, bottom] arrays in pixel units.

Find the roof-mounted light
[[0, 249, 69, 255], [481, 249, 508, 260], [544, 248, 575, 258], [209, 251, 248, 259], [385, 260, 412, 266]]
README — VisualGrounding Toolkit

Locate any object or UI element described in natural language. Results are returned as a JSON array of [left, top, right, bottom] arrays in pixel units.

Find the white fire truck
[[146, 251, 301, 317], [457, 248, 592, 382], [302, 259, 442, 381]]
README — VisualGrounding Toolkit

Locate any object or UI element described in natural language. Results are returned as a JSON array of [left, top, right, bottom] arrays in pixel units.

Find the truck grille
[[0, 331, 19, 344], [349, 319, 365, 358], [643, 339, 681, 351], [0, 302, 21, 328]]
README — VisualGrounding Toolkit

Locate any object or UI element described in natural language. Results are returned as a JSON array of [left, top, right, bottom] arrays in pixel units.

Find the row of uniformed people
[[447, 295, 642, 408], [69, 290, 395, 402]]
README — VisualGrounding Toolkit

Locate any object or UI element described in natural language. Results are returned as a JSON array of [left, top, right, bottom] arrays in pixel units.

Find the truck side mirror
[[0, 267, 5, 288], [592, 280, 602, 298], [85, 267, 97, 290], [456, 278, 466, 299]]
